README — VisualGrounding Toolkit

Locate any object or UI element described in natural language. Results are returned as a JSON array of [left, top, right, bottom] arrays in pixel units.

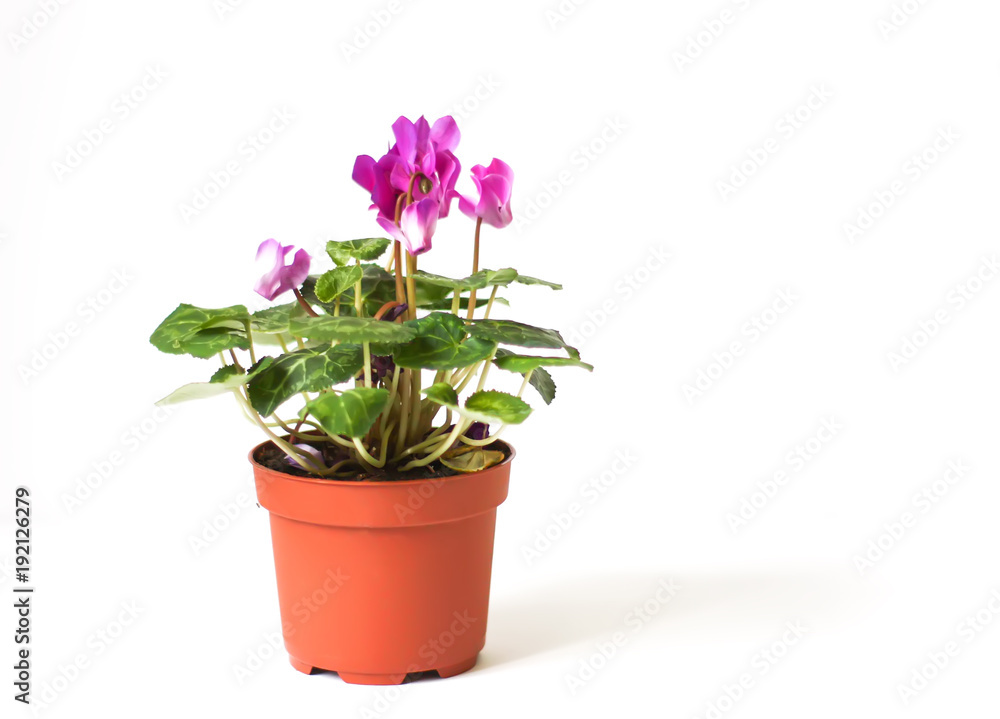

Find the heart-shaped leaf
[[393, 312, 496, 370], [289, 313, 416, 344], [247, 345, 365, 416], [467, 319, 579, 358], [150, 304, 250, 358], [314, 265, 363, 303], [305, 387, 390, 438], [326, 238, 392, 266], [494, 348, 557, 405], [493, 354, 593, 373]]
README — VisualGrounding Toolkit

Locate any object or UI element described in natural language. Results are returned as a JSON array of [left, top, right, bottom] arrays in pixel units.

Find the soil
[[254, 439, 511, 483]]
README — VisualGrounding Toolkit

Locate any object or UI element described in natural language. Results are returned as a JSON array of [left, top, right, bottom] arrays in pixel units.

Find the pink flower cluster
[[254, 116, 512, 301], [353, 115, 513, 255]]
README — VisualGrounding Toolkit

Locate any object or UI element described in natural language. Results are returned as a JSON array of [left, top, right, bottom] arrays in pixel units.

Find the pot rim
[[248, 437, 516, 488]]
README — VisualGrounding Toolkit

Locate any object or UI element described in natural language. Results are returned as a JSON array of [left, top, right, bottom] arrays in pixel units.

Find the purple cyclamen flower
[[370, 355, 396, 383], [459, 159, 514, 229], [466, 422, 490, 441], [377, 198, 438, 256], [287, 443, 326, 471], [353, 116, 463, 255], [382, 303, 409, 323], [254, 239, 311, 301]]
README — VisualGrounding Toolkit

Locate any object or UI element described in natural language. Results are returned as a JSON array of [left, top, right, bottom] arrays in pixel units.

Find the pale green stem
[[476, 347, 498, 392], [518, 369, 535, 398], [391, 411, 453, 461], [232, 390, 324, 474], [377, 420, 396, 465], [243, 321, 257, 365], [378, 363, 402, 436], [400, 419, 471, 471], [483, 285, 499, 320], [455, 362, 483, 394], [354, 259, 372, 388], [353, 438, 385, 469], [395, 370, 412, 455]]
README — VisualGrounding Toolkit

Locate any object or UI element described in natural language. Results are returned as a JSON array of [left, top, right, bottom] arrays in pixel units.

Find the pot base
[[288, 654, 479, 685]]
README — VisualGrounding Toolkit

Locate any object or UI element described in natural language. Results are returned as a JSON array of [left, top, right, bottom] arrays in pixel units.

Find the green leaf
[[422, 382, 460, 407], [156, 358, 274, 406], [251, 304, 296, 334], [421, 384, 532, 425], [305, 388, 390, 438], [393, 312, 497, 370], [418, 297, 509, 311], [413, 271, 484, 292], [289, 313, 416, 344], [528, 367, 556, 405], [415, 268, 525, 293], [464, 267, 519, 288], [440, 446, 505, 473], [150, 304, 250, 358], [327, 239, 392, 266], [303, 264, 399, 316], [247, 345, 365, 416], [415, 268, 558, 293], [493, 354, 593, 373], [464, 390, 533, 425], [467, 319, 579, 358], [314, 265, 363, 303], [494, 348, 556, 405], [513, 274, 562, 290]]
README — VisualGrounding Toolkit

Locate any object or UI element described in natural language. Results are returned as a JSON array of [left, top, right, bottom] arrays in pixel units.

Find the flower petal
[[254, 240, 311, 301], [392, 116, 418, 163], [376, 215, 405, 242], [399, 199, 439, 255], [352, 155, 377, 192], [431, 116, 461, 153]]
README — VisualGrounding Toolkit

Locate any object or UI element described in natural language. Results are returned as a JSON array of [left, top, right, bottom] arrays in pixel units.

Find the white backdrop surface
[[2, 1, 999, 717]]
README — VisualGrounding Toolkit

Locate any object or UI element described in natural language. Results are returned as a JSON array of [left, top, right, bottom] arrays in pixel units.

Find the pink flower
[[353, 115, 463, 253], [254, 239, 311, 300], [377, 199, 439, 256], [459, 159, 514, 229]]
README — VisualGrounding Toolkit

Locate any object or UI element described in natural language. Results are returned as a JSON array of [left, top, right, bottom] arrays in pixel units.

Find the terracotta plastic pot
[[250, 440, 513, 685]]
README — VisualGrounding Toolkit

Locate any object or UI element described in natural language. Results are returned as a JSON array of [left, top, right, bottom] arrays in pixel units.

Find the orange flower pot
[[250, 440, 513, 685]]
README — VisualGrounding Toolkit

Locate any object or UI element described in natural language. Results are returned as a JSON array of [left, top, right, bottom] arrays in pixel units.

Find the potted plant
[[150, 115, 592, 685]]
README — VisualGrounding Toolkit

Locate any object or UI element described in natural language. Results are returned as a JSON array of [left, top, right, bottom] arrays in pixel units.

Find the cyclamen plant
[[150, 115, 592, 478]]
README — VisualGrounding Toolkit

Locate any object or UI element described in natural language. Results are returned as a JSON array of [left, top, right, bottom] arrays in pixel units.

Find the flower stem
[[355, 259, 371, 388], [466, 217, 483, 319], [392, 241, 405, 304], [292, 288, 320, 318]]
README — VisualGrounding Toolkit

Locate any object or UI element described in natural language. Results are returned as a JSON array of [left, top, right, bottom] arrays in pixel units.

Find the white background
[[2, 0, 999, 716]]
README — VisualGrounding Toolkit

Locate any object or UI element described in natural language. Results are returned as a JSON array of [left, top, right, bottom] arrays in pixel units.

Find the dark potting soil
[[255, 441, 510, 483]]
